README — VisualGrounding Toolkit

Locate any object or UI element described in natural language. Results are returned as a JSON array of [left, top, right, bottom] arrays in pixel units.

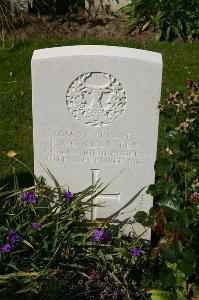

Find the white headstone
[[32, 45, 162, 237], [85, 0, 131, 14]]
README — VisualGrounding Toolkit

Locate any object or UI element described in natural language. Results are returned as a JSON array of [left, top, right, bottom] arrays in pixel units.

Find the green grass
[[0, 39, 198, 184]]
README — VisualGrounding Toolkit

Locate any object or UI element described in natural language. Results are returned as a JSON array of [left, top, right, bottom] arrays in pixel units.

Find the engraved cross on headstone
[[91, 169, 120, 219]]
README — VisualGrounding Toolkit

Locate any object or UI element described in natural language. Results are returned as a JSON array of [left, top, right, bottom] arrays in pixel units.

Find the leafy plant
[[0, 0, 24, 33], [0, 155, 158, 299], [1, 80, 198, 298], [29, 0, 84, 14], [121, 0, 199, 41], [134, 80, 199, 298]]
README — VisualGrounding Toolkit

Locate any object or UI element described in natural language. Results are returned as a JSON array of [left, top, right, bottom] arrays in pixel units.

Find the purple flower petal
[[1, 243, 11, 253], [93, 229, 105, 241], [22, 191, 29, 201], [28, 192, 36, 204], [9, 228, 17, 235], [31, 222, 41, 230], [103, 232, 113, 243], [8, 228, 19, 245], [22, 191, 36, 204], [130, 248, 141, 256], [64, 191, 74, 204]]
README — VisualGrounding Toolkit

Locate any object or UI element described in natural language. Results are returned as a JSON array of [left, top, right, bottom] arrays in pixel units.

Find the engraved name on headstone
[[32, 45, 162, 237]]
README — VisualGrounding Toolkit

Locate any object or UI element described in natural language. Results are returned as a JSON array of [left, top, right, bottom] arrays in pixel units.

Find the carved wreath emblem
[[66, 72, 126, 127]]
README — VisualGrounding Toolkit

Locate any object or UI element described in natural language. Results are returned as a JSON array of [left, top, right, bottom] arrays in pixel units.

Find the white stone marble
[[32, 45, 162, 237], [85, 0, 131, 14]]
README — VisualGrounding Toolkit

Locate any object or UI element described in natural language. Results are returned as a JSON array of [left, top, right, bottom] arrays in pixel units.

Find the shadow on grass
[[0, 172, 34, 192]]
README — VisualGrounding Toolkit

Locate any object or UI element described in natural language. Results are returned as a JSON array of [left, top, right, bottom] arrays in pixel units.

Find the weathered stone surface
[[32, 45, 162, 237]]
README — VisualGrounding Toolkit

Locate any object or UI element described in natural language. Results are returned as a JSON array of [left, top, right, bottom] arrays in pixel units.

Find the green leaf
[[22, 240, 34, 250], [149, 207, 157, 217], [177, 249, 196, 276], [134, 211, 148, 223], [147, 289, 175, 299], [177, 213, 192, 230], [148, 179, 172, 196], [158, 196, 181, 212], [64, 263, 83, 269], [183, 249, 196, 263], [98, 249, 106, 263], [155, 157, 171, 176], [104, 254, 114, 260], [166, 26, 171, 40], [172, 240, 183, 256], [173, 25, 183, 40], [177, 259, 195, 277], [16, 285, 34, 294], [141, 21, 151, 31], [176, 289, 186, 300], [147, 184, 158, 196], [160, 268, 176, 288], [7, 263, 21, 272], [160, 247, 177, 263], [0, 280, 9, 285], [166, 131, 181, 152], [155, 29, 163, 41], [120, 4, 133, 14], [0, 271, 39, 280]]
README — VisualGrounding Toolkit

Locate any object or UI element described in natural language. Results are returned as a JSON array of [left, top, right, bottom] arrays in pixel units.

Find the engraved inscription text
[[44, 129, 146, 166]]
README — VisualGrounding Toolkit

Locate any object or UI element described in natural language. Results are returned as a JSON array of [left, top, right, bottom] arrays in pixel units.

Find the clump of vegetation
[[121, 0, 199, 41], [0, 155, 156, 299], [135, 80, 199, 299], [0, 81, 199, 299], [29, 0, 84, 14], [0, 0, 23, 33]]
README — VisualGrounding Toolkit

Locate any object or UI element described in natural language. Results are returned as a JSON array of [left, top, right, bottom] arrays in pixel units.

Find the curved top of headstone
[[32, 45, 162, 64]]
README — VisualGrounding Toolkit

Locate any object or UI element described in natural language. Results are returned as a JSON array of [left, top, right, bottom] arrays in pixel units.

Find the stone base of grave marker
[[32, 45, 162, 239]]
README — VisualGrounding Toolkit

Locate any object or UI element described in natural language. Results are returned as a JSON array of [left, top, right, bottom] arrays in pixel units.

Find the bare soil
[[4, 12, 155, 42]]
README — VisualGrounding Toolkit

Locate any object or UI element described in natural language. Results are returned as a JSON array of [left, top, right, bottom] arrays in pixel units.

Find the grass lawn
[[0, 39, 198, 185]]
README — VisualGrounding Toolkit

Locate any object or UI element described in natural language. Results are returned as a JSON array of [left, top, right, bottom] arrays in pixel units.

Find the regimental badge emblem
[[66, 72, 126, 127]]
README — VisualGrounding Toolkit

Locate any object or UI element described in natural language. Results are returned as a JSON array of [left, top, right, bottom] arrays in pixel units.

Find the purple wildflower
[[1, 243, 11, 253], [22, 191, 36, 204], [103, 232, 113, 243], [64, 191, 74, 204], [93, 229, 105, 242], [8, 228, 19, 244], [130, 248, 141, 256], [31, 222, 41, 230], [28, 192, 36, 204], [22, 191, 29, 201]]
